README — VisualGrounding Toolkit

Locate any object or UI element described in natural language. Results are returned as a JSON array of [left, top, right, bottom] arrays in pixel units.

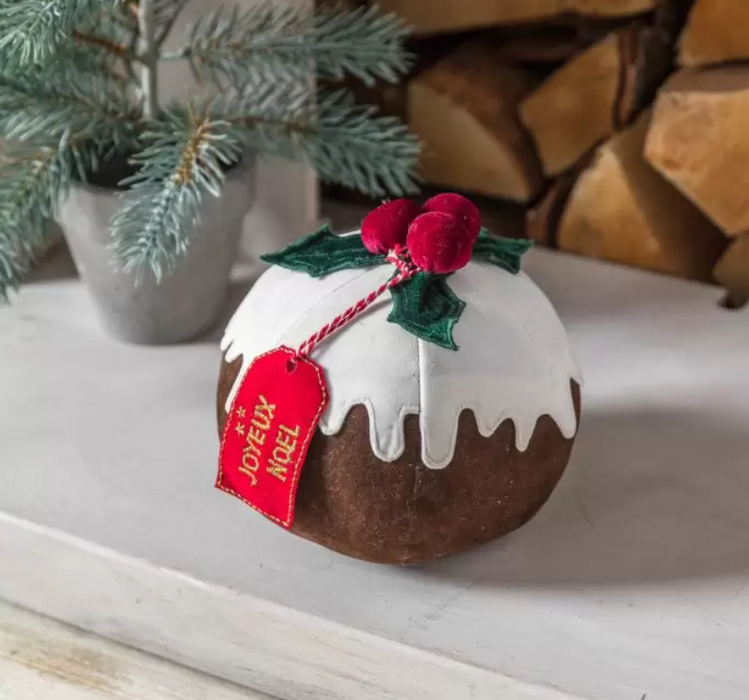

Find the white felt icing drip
[[221, 235, 582, 469]]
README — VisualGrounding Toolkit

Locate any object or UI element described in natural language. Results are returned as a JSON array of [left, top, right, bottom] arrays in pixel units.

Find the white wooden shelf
[[0, 600, 270, 700], [3, 243, 749, 700]]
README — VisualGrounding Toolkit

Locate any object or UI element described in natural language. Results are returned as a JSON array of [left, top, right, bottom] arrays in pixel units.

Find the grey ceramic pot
[[57, 158, 255, 345]]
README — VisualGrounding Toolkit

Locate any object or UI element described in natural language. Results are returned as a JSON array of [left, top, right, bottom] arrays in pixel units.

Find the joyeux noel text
[[234, 394, 300, 487]]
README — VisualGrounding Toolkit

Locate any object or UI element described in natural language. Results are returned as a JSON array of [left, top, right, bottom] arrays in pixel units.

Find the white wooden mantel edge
[[0, 512, 581, 700]]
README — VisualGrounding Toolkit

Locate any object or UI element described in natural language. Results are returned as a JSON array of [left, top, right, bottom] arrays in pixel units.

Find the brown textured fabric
[[217, 356, 581, 565]]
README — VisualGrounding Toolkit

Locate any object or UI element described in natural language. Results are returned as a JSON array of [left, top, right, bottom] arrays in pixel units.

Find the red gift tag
[[217, 346, 328, 528]]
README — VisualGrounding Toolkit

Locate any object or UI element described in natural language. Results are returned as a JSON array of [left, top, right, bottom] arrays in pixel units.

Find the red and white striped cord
[[295, 246, 417, 361]]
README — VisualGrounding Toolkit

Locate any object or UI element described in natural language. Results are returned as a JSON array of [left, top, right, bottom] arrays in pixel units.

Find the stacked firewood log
[[342, 0, 749, 305]]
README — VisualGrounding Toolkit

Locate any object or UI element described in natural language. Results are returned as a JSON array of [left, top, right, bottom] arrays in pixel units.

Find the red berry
[[361, 199, 423, 254], [424, 193, 482, 241], [407, 211, 473, 274]]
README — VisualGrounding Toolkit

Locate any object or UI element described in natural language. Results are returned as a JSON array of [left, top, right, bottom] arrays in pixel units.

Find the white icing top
[[221, 235, 582, 469]]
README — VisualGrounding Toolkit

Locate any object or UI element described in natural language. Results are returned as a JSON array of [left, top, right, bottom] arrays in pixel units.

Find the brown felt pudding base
[[218, 356, 581, 565]]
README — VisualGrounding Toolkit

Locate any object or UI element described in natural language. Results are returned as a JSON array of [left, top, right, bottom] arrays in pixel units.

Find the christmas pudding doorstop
[[216, 194, 582, 565]]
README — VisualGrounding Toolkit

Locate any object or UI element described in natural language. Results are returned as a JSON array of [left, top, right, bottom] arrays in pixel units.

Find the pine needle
[[0, 59, 139, 149], [0, 0, 99, 63], [168, 2, 412, 87], [0, 138, 91, 300], [109, 107, 243, 282], [208, 82, 421, 197]]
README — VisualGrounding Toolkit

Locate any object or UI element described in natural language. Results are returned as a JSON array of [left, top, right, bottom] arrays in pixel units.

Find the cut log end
[[376, 0, 655, 36], [558, 111, 726, 281], [411, 41, 543, 203], [520, 31, 623, 178], [335, 0, 743, 289], [520, 19, 669, 178], [645, 67, 749, 237], [678, 0, 749, 67]]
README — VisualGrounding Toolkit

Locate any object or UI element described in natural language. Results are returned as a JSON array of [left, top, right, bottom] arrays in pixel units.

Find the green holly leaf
[[472, 229, 534, 274], [261, 225, 385, 277], [388, 272, 466, 351]]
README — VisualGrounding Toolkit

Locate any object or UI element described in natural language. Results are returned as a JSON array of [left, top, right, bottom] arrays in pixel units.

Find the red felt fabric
[[361, 199, 423, 254], [424, 193, 482, 241], [217, 347, 329, 529], [407, 211, 473, 274]]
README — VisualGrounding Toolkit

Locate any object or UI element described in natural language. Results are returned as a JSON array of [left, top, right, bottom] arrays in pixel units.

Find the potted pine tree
[[0, 0, 418, 343]]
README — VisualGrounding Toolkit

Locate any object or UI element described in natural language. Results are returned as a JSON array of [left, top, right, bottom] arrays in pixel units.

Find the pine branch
[[0, 0, 99, 63], [0, 138, 88, 301], [0, 65, 140, 150], [112, 0, 140, 30], [164, 3, 412, 87], [71, 30, 138, 62], [208, 84, 420, 197], [109, 108, 243, 281], [0, 3, 142, 87], [59, 41, 136, 89], [0, 0, 419, 295], [111, 0, 195, 49], [306, 91, 420, 195], [155, 0, 192, 46], [93, 3, 142, 83]]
